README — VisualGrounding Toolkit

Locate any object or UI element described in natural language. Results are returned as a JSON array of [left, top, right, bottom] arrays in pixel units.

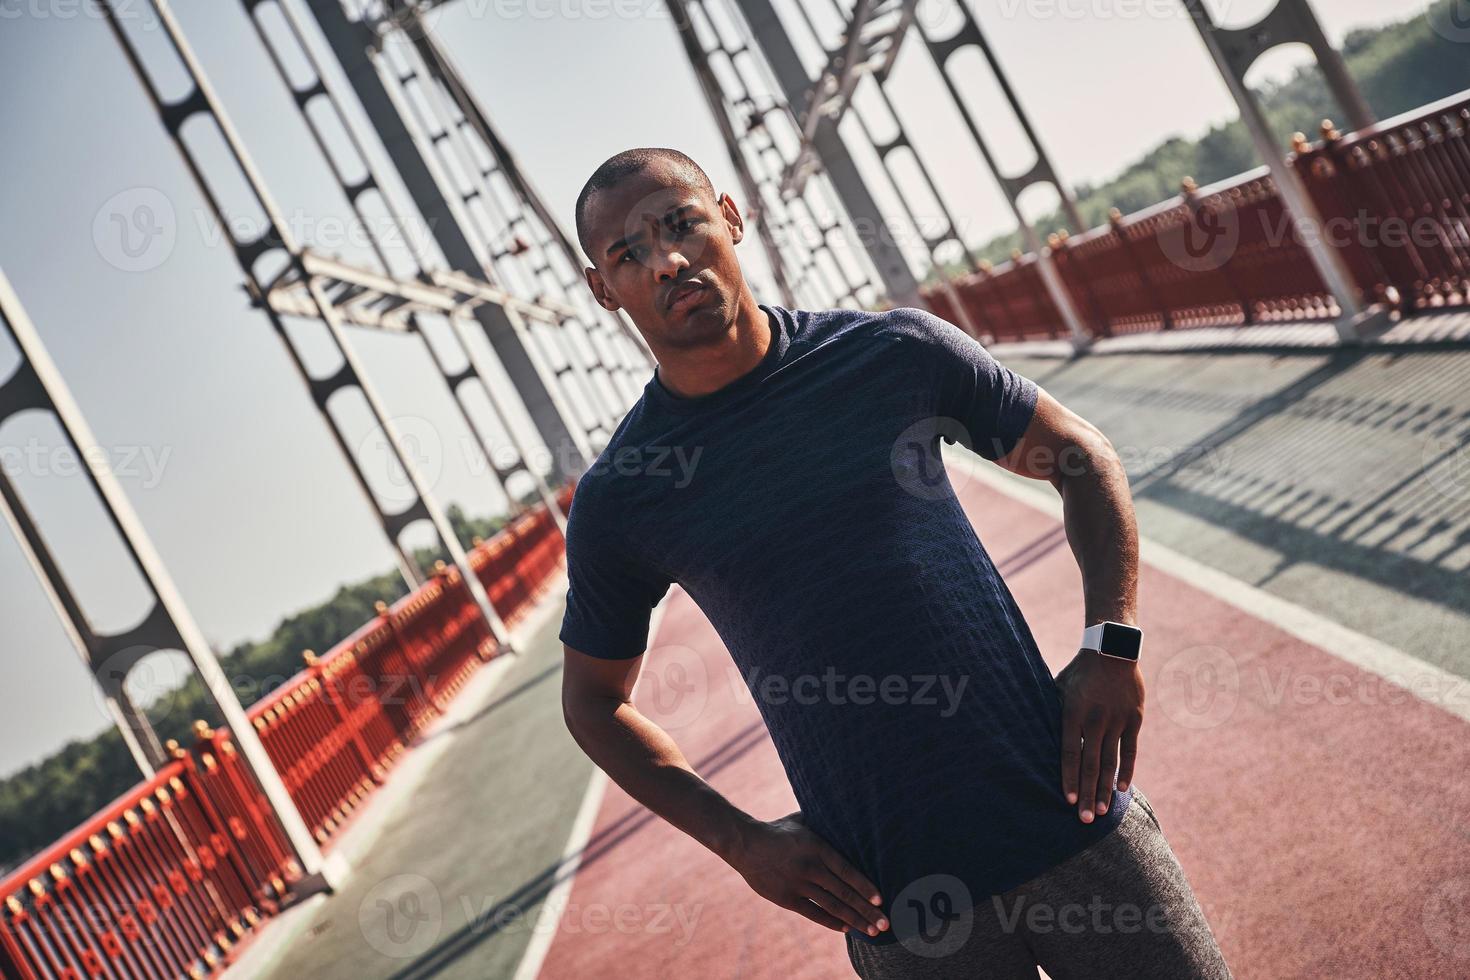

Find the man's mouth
[[665, 281, 707, 312]]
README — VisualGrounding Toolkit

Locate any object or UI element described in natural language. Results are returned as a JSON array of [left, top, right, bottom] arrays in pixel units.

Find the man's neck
[[654, 292, 771, 400]]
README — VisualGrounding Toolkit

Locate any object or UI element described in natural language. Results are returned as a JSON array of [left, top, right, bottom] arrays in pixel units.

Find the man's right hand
[[725, 810, 890, 937]]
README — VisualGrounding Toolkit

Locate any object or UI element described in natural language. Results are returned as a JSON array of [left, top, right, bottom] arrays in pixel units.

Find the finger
[[1078, 718, 1103, 822], [1095, 726, 1121, 816], [813, 864, 887, 931], [781, 894, 849, 933], [817, 842, 883, 907], [1060, 707, 1083, 806], [801, 884, 874, 935], [1117, 720, 1140, 792]]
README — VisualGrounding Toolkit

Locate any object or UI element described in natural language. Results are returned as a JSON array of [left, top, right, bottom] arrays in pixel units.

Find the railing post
[[1180, 0, 1388, 342], [1110, 207, 1173, 331]]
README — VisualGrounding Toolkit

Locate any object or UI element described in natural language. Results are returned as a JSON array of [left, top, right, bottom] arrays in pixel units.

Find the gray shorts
[[845, 788, 1233, 979]]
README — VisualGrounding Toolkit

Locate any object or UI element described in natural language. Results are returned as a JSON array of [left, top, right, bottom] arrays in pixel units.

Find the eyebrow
[[604, 204, 699, 257]]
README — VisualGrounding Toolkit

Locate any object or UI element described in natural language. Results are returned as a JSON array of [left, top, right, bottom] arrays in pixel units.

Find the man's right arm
[[561, 643, 890, 937]]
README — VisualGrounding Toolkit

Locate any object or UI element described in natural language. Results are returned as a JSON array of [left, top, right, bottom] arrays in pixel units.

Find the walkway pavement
[[235, 330, 1470, 979], [532, 458, 1470, 979]]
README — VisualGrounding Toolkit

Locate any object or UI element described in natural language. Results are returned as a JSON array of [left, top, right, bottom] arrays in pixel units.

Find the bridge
[[1, 0, 1469, 977]]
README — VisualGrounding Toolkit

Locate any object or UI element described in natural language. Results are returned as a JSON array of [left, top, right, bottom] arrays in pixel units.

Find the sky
[[0, 0, 1438, 780]]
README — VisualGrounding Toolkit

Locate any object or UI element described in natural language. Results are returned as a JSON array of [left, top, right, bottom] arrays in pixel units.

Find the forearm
[[564, 697, 758, 863], [1055, 438, 1139, 627]]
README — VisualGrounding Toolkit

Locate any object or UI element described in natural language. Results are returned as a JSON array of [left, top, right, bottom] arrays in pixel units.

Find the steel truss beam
[[702, 0, 1092, 340], [314, 0, 651, 456], [665, 0, 890, 310], [780, 0, 916, 200], [773, 0, 982, 337], [734, 0, 925, 307], [240, 0, 571, 527], [1182, 0, 1383, 341], [0, 266, 331, 889], [98, 0, 519, 659], [301, 0, 604, 478]]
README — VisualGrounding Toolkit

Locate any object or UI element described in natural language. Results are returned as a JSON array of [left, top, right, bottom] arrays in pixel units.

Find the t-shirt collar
[[644, 303, 791, 415]]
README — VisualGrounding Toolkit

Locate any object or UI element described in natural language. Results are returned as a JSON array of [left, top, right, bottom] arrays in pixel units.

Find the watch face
[[1101, 623, 1143, 660]]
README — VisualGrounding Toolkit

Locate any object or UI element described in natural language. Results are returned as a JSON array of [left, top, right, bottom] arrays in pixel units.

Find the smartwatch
[[1080, 621, 1143, 662]]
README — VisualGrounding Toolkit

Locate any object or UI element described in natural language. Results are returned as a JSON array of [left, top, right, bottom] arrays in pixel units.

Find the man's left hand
[[1055, 649, 1145, 823]]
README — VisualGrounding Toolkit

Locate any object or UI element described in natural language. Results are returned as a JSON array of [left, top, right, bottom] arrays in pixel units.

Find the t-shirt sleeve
[[558, 486, 673, 660], [902, 307, 1040, 461]]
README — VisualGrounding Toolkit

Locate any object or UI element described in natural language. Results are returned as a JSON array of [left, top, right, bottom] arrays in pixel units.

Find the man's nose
[[650, 242, 690, 281]]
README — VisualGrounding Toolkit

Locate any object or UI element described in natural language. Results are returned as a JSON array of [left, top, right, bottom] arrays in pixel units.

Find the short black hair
[[575, 147, 716, 264]]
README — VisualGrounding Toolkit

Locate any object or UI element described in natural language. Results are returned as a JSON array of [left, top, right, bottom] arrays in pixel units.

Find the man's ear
[[718, 192, 744, 245], [584, 266, 621, 313]]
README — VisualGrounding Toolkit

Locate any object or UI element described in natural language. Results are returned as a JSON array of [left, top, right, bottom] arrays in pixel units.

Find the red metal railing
[[924, 90, 1470, 340], [1296, 90, 1470, 312], [0, 760, 277, 980], [0, 485, 575, 978]]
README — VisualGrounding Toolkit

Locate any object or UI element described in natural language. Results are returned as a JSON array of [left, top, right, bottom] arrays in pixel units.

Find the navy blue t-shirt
[[559, 303, 1131, 947]]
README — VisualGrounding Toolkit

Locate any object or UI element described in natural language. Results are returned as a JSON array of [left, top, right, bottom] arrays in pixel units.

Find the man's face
[[582, 162, 746, 350]]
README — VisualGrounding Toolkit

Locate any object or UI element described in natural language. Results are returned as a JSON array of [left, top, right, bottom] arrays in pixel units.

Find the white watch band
[[1080, 621, 1141, 660]]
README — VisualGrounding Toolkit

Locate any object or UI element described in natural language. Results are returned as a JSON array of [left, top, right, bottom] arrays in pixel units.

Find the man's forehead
[[586, 170, 710, 239]]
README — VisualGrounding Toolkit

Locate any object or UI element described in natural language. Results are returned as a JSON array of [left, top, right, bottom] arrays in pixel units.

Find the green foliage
[[0, 505, 514, 875], [929, 1, 1470, 280]]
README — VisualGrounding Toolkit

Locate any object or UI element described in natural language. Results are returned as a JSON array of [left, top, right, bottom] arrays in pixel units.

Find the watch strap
[[1080, 621, 1142, 661]]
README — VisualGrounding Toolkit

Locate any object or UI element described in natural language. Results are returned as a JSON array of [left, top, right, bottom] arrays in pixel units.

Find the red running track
[[536, 476, 1470, 979]]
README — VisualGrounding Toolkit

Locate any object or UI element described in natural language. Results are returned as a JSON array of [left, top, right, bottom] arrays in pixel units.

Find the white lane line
[[511, 587, 681, 980], [222, 572, 568, 979], [943, 447, 1470, 725]]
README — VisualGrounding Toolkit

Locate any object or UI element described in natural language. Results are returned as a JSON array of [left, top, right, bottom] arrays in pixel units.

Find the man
[[558, 147, 1231, 979]]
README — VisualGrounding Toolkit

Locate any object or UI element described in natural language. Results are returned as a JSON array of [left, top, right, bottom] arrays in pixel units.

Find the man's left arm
[[993, 387, 1145, 825], [904, 307, 1144, 824]]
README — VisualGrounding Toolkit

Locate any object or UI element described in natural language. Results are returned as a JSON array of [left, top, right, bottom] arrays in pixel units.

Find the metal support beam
[[1192, 0, 1374, 132], [660, 0, 883, 309], [0, 460, 166, 777], [400, 22, 655, 368], [0, 266, 331, 887], [909, 2, 1089, 344], [664, 0, 799, 308], [779, 0, 917, 200], [1183, 0, 1382, 341], [100, 0, 518, 660], [304, 0, 593, 481], [732, 0, 925, 308], [237, 0, 565, 528]]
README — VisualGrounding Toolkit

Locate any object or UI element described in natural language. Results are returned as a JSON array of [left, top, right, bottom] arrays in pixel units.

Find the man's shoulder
[[569, 395, 660, 501], [791, 304, 949, 349], [782, 305, 952, 374]]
